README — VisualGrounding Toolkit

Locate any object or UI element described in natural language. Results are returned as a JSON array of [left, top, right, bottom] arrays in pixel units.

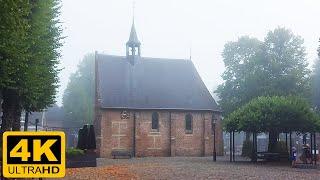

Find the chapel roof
[[95, 53, 219, 111]]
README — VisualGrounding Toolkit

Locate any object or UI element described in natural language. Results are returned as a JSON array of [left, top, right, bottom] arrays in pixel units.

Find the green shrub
[[67, 148, 85, 158]]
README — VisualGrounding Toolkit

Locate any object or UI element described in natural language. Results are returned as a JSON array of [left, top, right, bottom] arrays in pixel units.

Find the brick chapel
[[94, 20, 223, 158]]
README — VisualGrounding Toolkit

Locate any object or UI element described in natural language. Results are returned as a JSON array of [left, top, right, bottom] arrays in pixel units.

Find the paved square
[[62, 157, 319, 180]]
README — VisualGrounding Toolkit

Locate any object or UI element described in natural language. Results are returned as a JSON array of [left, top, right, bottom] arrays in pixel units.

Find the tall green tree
[[63, 53, 95, 127], [0, 1, 31, 131], [262, 28, 310, 97], [263, 28, 310, 147], [215, 36, 264, 115], [216, 28, 311, 150], [216, 28, 310, 117], [21, 0, 63, 130], [312, 39, 320, 112], [0, 0, 62, 131]]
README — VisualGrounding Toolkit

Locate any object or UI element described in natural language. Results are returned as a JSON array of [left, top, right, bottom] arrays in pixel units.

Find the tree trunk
[[12, 107, 22, 130], [24, 111, 29, 131], [268, 131, 279, 152], [303, 133, 307, 145], [1, 89, 22, 131], [245, 132, 251, 141]]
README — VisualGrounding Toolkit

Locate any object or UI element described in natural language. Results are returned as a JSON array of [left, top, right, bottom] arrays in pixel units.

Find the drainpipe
[[169, 112, 171, 156], [133, 112, 136, 157]]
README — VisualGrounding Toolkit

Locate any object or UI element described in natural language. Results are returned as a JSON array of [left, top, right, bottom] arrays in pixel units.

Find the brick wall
[[96, 109, 223, 158]]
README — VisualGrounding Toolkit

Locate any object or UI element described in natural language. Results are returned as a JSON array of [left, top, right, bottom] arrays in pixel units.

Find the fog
[[57, 0, 320, 105]]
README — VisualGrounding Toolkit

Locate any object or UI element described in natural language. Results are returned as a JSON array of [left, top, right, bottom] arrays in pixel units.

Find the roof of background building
[[96, 53, 219, 111]]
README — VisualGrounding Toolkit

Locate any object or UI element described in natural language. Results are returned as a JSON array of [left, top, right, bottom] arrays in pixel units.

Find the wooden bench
[[257, 152, 281, 161], [111, 150, 132, 159], [256, 152, 289, 161]]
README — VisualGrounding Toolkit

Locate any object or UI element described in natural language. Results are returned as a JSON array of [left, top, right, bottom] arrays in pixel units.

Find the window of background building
[[185, 113, 193, 133], [152, 112, 159, 130]]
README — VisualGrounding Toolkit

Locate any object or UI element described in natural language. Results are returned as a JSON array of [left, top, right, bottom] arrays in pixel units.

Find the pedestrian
[[291, 147, 297, 168], [305, 144, 312, 164]]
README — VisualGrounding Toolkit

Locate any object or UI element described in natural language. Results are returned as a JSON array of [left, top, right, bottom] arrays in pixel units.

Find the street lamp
[[35, 119, 39, 132], [212, 116, 217, 161]]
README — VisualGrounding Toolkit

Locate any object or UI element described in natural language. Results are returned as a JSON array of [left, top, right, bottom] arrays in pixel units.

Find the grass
[[66, 148, 85, 158]]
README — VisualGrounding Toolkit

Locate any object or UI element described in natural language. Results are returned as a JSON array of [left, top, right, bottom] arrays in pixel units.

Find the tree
[[216, 28, 310, 117], [312, 59, 320, 112], [312, 38, 320, 112], [0, 0, 63, 131], [0, 1, 31, 131], [21, 0, 63, 130], [262, 28, 310, 98], [63, 53, 95, 127], [224, 96, 320, 152], [216, 28, 311, 148], [215, 36, 264, 115]]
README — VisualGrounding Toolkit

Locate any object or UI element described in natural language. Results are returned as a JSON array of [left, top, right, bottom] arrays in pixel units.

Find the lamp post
[[212, 117, 217, 161], [35, 118, 39, 132]]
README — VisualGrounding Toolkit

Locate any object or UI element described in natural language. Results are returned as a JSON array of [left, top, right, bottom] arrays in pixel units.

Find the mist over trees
[[62, 53, 95, 127], [0, 1, 63, 131], [312, 39, 320, 112], [318, 38, 320, 57], [216, 27, 314, 151], [216, 27, 310, 116]]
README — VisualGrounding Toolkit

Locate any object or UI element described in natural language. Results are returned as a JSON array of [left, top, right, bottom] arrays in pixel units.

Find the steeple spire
[[126, 2, 141, 62], [126, 20, 141, 47]]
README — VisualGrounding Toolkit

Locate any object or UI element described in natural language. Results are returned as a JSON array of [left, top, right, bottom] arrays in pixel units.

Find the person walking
[[291, 147, 297, 168], [305, 144, 312, 164]]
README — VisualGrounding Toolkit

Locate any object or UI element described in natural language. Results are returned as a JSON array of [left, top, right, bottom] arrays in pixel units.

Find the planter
[[67, 151, 97, 168]]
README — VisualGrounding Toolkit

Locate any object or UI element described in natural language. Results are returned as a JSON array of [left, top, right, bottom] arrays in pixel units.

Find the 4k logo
[[2, 131, 65, 178]]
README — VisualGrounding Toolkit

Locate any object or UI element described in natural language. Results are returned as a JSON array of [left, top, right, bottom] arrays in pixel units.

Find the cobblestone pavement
[[62, 157, 320, 180]]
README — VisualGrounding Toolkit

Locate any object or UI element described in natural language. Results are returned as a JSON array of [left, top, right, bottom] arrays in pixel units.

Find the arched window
[[151, 112, 159, 130], [185, 113, 193, 133]]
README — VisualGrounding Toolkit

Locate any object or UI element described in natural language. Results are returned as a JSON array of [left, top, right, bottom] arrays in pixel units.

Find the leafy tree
[[224, 96, 320, 152], [216, 28, 310, 117], [63, 53, 95, 127], [215, 36, 263, 115], [312, 58, 320, 112], [0, 0, 31, 131], [216, 28, 311, 147], [311, 38, 320, 113], [0, 0, 63, 131], [262, 28, 310, 98], [22, 0, 63, 130]]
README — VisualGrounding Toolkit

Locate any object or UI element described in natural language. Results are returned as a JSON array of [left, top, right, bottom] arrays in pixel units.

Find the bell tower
[[126, 19, 141, 62]]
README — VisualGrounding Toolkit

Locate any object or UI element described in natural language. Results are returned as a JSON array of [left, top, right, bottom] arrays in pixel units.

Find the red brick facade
[[95, 109, 223, 158]]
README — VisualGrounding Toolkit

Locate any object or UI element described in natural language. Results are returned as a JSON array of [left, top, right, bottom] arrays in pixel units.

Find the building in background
[[94, 20, 223, 158], [25, 105, 79, 147]]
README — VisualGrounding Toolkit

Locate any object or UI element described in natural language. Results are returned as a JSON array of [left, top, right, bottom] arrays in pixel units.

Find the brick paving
[[61, 157, 320, 180]]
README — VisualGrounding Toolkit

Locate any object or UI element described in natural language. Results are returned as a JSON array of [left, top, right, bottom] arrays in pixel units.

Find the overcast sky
[[57, 0, 320, 106]]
